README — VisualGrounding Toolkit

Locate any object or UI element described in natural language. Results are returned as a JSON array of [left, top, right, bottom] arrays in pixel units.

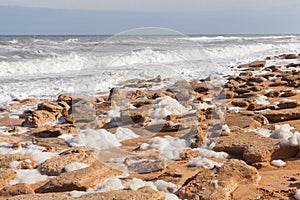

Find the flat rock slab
[[0, 154, 35, 169], [179, 159, 259, 200], [225, 113, 267, 130], [0, 183, 34, 196], [262, 108, 300, 123], [40, 152, 98, 176], [213, 131, 299, 164], [22, 110, 56, 128], [0, 117, 24, 127], [32, 137, 70, 152], [6, 187, 165, 200], [125, 150, 166, 174], [0, 168, 17, 189], [36, 163, 121, 193]]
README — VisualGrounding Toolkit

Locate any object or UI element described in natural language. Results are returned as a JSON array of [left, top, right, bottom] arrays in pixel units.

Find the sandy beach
[[0, 52, 300, 199]]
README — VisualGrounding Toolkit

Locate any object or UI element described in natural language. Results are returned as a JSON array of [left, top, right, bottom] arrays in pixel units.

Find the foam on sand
[[115, 127, 139, 141], [189, 157, 224, 169], [139, 136, 189, 160], [0, 143, 58, 165], [270, 159, 286, 167], [270, 124, 294, 140], [9, 169, 49, 185], [149, 96, 188, 120], [68, 129, 121, 150]]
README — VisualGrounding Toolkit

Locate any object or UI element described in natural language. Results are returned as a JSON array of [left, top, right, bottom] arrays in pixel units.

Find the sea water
[[0, 34, 300, 102]]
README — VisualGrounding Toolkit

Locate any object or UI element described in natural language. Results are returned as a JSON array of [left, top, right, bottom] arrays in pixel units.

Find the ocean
[[0, 34, 300, 103]]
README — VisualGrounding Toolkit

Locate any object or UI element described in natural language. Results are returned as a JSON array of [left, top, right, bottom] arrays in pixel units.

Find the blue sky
[[0, 0, 300, 35]]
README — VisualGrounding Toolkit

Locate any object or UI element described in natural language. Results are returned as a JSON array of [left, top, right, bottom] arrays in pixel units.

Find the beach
[[1, 35, 300, 199]]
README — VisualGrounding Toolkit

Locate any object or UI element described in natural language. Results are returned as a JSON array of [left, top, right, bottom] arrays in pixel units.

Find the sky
[[0, 0, 300, 35]]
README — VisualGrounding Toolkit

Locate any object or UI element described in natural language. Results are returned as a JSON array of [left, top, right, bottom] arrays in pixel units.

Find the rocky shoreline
[[1, 53, 300, 199]]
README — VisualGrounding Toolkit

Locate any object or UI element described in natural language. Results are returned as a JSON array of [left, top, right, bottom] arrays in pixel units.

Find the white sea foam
[[139, 136, 189, 160], [0, 143, 58, 165], [149, 96, 188, 120], [64, 162, 89, 172], [9, 169, 49, 185], [270, 159, 286, 167], [68, 129, 121, 150]]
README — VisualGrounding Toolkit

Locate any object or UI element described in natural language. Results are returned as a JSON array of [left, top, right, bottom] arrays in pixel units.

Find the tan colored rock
[[124, 150, 166, 174], [77, 187, 165, 200], [180, 148, 200, 160], [277, 100, 298, 109], [7, 187, 165, 200], [179, 159, 259, 200], [32, 138, 70, 152], [213, 131, 299, 164], [238, 60, 266, 70], [40, 151, 98, 176], [280, 89, 297, 97], [38, 102, 64, 117], [225, 113, 266, 130], [35, 163, 121, 193], [232, 100, 249, 108], [0, 118, 24, 127], [0, 154, 36, 169], [5, 193, 70, 200], [262, 107, 300, 123], [0, 168, 17, 188], [94, 102, 111, 115], [120, 105, 152, 124], [30, 124, 78, 138], [22, 110, 56, 128], [57, 93, 72, 106], [0, 183, 34, 196], [180, 126, 206, 148]]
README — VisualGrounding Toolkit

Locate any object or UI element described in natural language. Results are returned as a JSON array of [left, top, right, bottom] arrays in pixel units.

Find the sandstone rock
[[57, 93, 72, 106], [30, 124, 78, 138], [179, 159, 259, 200], [225, 90, 236, 99], [32, 138, 70, 152], [232, 100, 249, 108], [5, 193, 70, 200], [266, 90, 280, 97], [0, 183, 34, 196], [37, 102, 64, 117], [125, 151, 166, 174], [108, 87, 125, 101], [262, 108, 300, 123], [269, 80, 288, 87], [0, 168, 17, 188], [0, 118, 23, 127], [145, 116, 198, 132], [22, 110, 56, 128], [277, 100, 298, 109], [193, 82, 213, 93], [94, 102, 111, 115], [180, 126, 206, 148], [225, 113, 266, 130], [180, 148, 200, 160], [72, 97, 95, 123], [280, 90, 297, 97], [120, 105, 152, 125], [78, 187, 165, 200], [0, 154, 35, 169], [238, 60, 266, 70], [247, 103, 276, 111], [40, 151, 98, 176], [213, 131, 299, 164], [36, 163, 121, 193]]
